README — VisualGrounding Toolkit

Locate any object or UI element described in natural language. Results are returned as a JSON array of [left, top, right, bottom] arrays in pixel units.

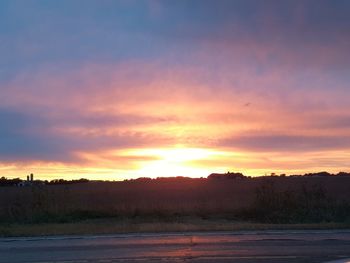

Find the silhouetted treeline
[[1, 171, 350, 187], [0, 177, 21, 186], [47, 178, 89, 185], [302, 171, 350, 177], [0, 177, 90, 186], [216, 171, 350, 178]]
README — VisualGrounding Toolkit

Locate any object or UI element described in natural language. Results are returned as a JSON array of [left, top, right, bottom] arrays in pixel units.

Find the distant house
[[208, 172, 245, 180], [337, 172, 350, 177], [17, 181, 26, 187], [304, 171, 331, 177], [17, 173, 37, 187]]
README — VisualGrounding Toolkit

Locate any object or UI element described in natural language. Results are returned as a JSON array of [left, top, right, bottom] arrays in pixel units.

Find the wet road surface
[[1, 230, 350, 263]]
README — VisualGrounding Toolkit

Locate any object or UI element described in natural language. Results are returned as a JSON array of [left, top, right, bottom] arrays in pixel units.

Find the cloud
[[145, 0, 350, 71], [1, 1, 350, 177], [219, 134, 350, 153], [0, 107, 74, 162], [2, 0, 350, 82], [1, 60, 350, 163], [0, 106, 174, 163]]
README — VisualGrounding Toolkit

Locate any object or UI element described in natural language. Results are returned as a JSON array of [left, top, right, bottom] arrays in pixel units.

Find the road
[[1, 230, 350, 263]]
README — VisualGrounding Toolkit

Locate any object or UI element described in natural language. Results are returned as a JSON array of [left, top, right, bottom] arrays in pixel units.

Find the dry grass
[[1, 176, 350, 237], [1, 217, 350, 237], [1, 176, 350, 224]]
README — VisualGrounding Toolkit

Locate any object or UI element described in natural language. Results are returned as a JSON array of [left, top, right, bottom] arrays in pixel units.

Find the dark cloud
[[0, 107, 173, 163], [307, 115, 350, 130], [1, 0, 349, 81], [151, 0, 350, 71], [56, 112, 178, 128], [155, 0, 350, 41], [0, 107, 74, 162]]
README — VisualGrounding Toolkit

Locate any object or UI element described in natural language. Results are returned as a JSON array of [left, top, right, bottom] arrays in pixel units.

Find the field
[[1, 176, 350, 236]]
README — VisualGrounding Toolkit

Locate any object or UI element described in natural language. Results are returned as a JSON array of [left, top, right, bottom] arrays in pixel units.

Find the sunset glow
[[1, 0, 350, 180], [122, 148, 230, 178]]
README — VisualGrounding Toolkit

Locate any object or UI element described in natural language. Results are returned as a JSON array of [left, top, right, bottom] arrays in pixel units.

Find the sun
[[122, 147, 226, 178]]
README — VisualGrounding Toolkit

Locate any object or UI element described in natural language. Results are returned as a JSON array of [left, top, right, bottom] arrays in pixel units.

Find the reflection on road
[[1, 230, 350, 263]]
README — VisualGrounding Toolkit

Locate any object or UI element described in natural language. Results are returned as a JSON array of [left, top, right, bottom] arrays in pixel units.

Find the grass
[[1, 177, 350, 237], [1, 217, 350, 237]]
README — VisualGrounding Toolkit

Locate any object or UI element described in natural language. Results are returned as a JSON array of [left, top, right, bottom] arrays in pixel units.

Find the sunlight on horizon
[[120, 147, 231, 178], [2, 146, 349, 181]]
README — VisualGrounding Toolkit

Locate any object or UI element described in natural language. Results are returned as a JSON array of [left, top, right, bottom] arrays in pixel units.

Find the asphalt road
[[1, 230, 350, 263]]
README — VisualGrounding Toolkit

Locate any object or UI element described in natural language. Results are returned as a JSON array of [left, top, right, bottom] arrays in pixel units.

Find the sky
[[1, 0, 350, 180]]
